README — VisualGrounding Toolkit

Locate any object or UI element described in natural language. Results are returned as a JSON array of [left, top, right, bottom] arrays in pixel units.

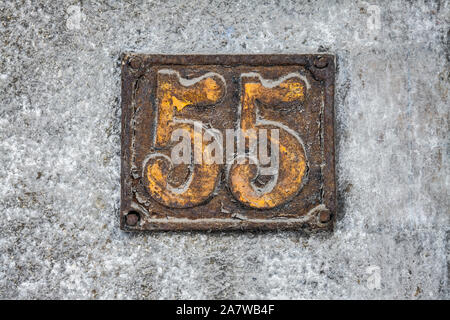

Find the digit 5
[[228, 73, 308, 209], [143, 69, 226, 208]]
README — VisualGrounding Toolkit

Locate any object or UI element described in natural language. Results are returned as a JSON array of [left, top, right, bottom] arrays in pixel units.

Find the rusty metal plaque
[[121, 54, 336, 231]]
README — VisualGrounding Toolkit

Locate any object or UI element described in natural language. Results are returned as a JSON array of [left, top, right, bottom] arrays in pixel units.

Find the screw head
[[319, 210, 331, 223], [126, 211, 140, 226], [129, 57, 142, 69], [314, 56, 329, 69]]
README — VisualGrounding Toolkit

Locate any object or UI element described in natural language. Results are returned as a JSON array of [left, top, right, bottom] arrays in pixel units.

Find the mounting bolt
[[319, 210, 331, 223], [126, 211, 140, 226], [314, 56, 329, 69], [128, 57, 142, 69]]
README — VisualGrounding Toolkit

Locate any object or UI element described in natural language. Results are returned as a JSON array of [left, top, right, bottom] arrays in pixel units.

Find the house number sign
[[121, 54, 335, 231]]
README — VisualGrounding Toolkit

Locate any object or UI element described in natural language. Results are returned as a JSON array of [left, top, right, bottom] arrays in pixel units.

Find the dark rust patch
[[121, 54, 336, 231]]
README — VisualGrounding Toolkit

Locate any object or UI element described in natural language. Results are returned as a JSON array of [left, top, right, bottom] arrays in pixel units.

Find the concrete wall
[[0, 0, 448, 299]]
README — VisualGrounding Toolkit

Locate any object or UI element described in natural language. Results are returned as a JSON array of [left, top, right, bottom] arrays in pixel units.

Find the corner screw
[[129, 57, 142, 69], [126, 211, 140, 226], [319, 211, 331, 223], [314, 56, 329, 69]]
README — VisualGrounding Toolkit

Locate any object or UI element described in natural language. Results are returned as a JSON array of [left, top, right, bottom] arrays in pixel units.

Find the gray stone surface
[[0, 0, 448, 299]]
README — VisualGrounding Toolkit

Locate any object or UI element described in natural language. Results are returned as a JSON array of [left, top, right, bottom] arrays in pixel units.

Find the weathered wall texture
[[0, 0, 448, 299]]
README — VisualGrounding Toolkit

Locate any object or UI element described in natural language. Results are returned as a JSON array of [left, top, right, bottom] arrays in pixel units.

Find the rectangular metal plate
[[121, 54, 336, 231]]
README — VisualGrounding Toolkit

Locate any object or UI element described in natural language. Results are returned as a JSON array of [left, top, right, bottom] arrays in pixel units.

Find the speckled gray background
[[0, 0, 448, 299]]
